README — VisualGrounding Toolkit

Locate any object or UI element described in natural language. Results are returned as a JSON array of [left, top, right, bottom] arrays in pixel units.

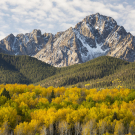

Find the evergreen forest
[[1, 53, 135, 89]]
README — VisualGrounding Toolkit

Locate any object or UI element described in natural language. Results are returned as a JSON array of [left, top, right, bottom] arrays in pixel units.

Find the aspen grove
[[0, 84, 135, 135]]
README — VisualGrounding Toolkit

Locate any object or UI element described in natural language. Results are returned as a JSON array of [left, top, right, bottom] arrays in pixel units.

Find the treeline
[[0, 84, 135, 134]]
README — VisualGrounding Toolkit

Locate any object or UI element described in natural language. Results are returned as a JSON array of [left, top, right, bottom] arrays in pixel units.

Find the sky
[[0, 0, 135, 40]]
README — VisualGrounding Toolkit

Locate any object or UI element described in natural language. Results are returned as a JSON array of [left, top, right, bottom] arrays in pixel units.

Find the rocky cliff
[[0, 13, 135, 67]]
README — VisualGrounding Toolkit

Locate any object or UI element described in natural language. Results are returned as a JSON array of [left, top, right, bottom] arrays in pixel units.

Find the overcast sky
[[0, 0, 135, 40]]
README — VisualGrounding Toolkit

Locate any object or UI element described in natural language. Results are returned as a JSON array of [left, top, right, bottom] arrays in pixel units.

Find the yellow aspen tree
[[129, 120, 135, 135], [52, 96, 63, 104], [14, 122, 29, 135], [14, 123, 24, 135], [0, 95, 7, 105], [98, 119, 107, 135], [82, 119, 97, 135], [0, 121, 10, 135], [58, 121, 69, 135], [114, 121, 124, 135], [28, 120, 39, 135], [126, 132, 132, 135], [40, 125, 47, 135], [74, 122, 81, 135], [0, 107, 18, 129], [38, 98, 49, 104], [49, 124, 54, 135], [82, 123, 89, 135]]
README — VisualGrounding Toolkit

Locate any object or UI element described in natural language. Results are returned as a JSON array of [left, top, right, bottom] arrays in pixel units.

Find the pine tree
[[1, 88, 11, 99], [49, 90, 55, 103]]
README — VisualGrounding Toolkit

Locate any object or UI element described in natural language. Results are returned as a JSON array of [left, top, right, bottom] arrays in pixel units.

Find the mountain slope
[[0, 13, 135, 67], [81, 61, 135, 89], [0, 53, 56, 84], [35, 56, 131, 88]]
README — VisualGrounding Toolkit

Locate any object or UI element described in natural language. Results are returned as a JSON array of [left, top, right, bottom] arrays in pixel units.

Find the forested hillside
[[0, 84, 135, 135], [1, 53, 135, 89], [82, 62, 135, 89], [0, 53, 56, 84], [36, 56, 132, 88]]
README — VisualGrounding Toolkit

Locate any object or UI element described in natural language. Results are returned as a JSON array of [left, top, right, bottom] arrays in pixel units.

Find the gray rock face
[[0, 13, 135, 67], [0, 29, 53, 56]]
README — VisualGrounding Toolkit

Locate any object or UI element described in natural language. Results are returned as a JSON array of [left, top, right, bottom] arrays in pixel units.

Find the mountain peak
[[0, 13, 135, 67], [6, 33, 15, 38], [95, 12, 100, 16], [32, 29, 42, 36]]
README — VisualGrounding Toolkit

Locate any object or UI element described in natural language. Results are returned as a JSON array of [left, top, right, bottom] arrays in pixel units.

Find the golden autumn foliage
[[0, 84, 135, 134]]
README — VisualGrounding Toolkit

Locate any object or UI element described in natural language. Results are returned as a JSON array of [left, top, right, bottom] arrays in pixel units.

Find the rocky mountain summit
[[0, 13, 135, 67]]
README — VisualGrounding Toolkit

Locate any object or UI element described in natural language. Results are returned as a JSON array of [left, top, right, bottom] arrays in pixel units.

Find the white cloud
[[0, 3, 8, 10], [24, 19, 34, 24], [29, 10, 47, 20], [123, 2, 128, 5], [10, 7, 28, 15], [107, 4, 125, 11], [48, 24, 54, 29], [0, 0, 135, 40], [0, 24, 9, 29], [0, 12, 9, 17], [16, 28, 30, 35], [38, 0, 53, 11], [45, 18, 54, 22], [12, 15, 20, 23], [61, 23, 74, 30], [122, 10, 135, 33], [6, 0, 39, 10], [0, 32, 6, 40]]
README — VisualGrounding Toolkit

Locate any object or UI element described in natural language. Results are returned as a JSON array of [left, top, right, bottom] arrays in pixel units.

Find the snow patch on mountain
[[75, 30, 107, 62]]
